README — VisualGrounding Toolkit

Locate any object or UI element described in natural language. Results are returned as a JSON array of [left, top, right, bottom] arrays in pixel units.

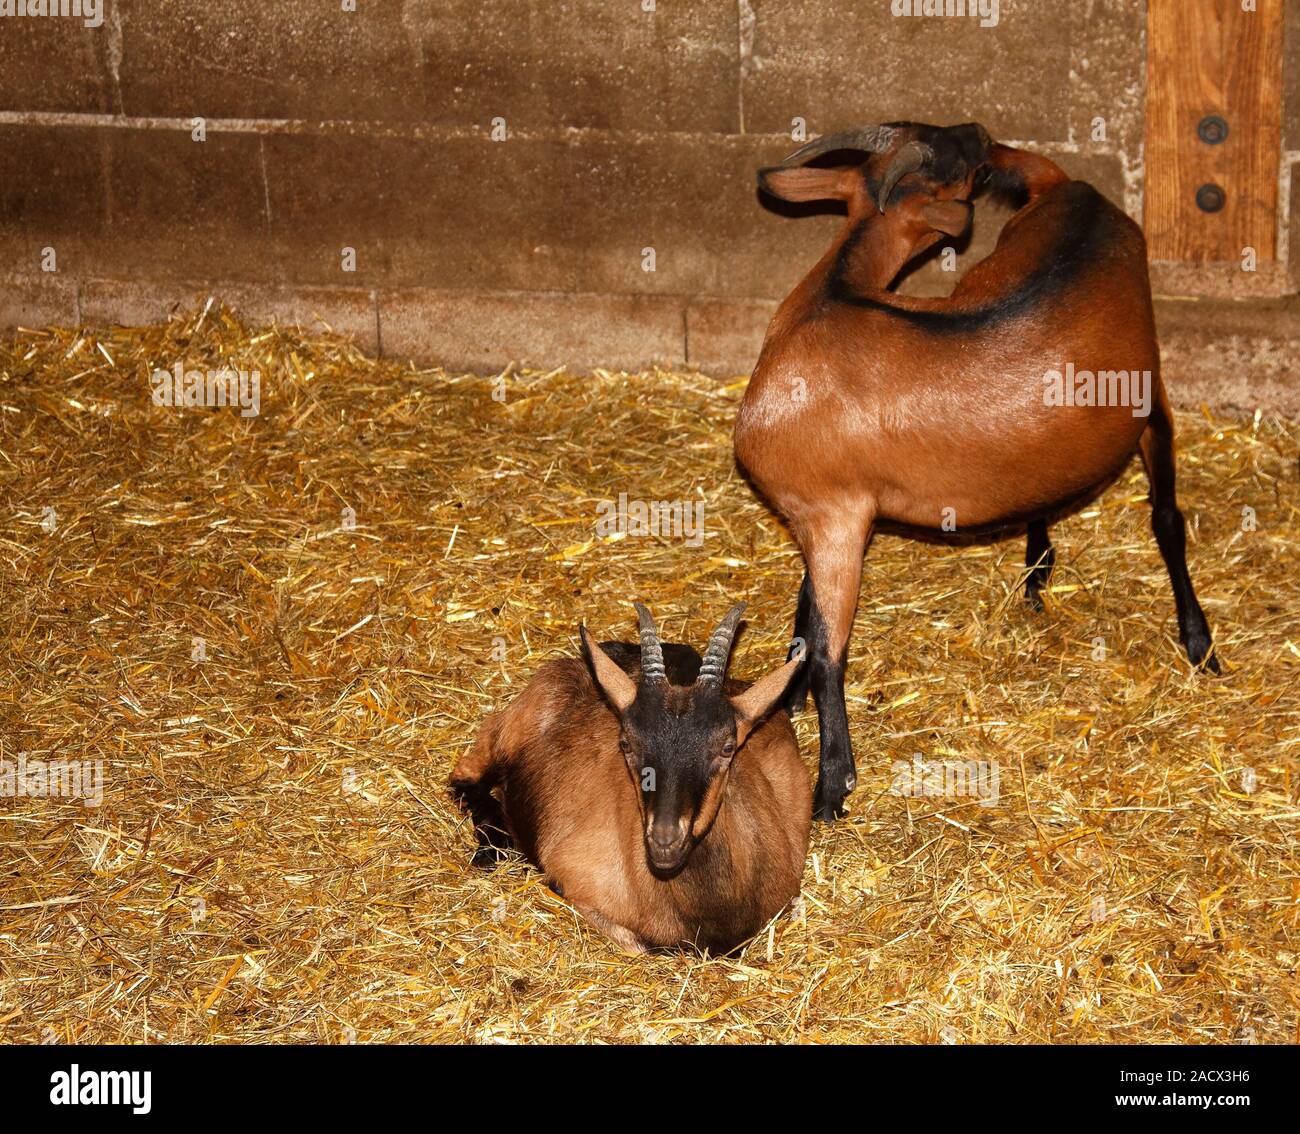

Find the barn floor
[[1, 308, 1297, 1045]]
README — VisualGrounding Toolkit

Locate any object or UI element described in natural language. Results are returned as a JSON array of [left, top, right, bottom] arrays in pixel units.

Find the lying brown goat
[[735, 121, 1218, 821], [450, 603, 809, 953]]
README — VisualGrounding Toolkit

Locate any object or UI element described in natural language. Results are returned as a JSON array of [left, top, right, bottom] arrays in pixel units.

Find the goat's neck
[[823, 213, 923, 293]]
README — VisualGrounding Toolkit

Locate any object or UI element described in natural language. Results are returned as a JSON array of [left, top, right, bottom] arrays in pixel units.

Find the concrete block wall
[[1, 1, 1297, 410]]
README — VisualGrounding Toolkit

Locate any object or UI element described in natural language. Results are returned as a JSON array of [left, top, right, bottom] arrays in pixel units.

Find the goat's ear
[[730, 656, 802, 747], [580, 625, 638, 712], [921, 199, 973, 237], [757, 166, 854, 203]]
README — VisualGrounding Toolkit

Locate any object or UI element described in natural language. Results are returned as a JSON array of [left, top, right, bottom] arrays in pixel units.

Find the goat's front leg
[[576, 904, 648, 955], [780, 571, 815, 716], [800, 511, 873, 821]]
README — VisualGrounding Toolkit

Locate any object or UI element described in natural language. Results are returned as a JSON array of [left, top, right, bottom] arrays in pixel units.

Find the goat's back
[[738, 180, 1159, 534]]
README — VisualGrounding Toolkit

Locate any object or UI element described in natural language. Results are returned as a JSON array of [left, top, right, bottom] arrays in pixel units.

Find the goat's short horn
[[634, 602, 667, 683], [778, 124, 898, 167], [877, 139, 934, 212], [697, 603, 747, 686]]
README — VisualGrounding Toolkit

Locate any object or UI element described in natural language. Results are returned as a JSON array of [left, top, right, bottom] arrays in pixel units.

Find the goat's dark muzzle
[[645, 827, 690, 878], [955, 123, 995, 179]]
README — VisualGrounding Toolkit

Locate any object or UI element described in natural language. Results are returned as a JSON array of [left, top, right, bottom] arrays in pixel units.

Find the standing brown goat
[[450, 603, 809, 953], [735, 121, 1218, 821]]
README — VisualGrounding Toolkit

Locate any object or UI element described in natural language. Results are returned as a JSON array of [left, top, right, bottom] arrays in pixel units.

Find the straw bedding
[[1, 306, 1297, 1044]]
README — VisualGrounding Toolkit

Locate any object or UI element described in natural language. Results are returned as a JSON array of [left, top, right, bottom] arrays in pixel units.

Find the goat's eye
[[721, 740, 736, 757], [618, 737, 631, 755]]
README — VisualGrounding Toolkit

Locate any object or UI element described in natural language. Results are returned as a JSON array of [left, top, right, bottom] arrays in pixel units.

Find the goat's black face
[[873, 120, 993, 205], [619, 684, 737, 879], [912, 121, 992, 181], [756, 119, 994, 229], [580, 605, 801, 881]]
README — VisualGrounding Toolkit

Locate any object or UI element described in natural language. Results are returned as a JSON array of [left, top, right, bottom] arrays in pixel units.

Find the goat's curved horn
[[697, 603, 747, 686], [634, 602, 667, 683], [877, 139, 934, 212], [778, 124, 898, 167]]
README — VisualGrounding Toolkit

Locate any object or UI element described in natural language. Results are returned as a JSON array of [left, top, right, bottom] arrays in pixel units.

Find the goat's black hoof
[[1184, 632, 1220, 675], [1024, 587, 1046, 612], [471, 845, 505, 869], [812, 783, 848, 822]]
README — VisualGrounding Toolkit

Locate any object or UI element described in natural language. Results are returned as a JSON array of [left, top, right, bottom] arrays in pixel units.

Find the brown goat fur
[[737, 123, 1218, 820], [451, 618, 811, 954]]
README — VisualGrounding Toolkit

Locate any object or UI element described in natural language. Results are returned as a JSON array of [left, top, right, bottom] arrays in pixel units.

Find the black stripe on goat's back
[[827, 181, 1114, 335]]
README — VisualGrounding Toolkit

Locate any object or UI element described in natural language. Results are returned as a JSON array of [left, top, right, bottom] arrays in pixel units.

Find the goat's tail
[[450, 711, 507, 795], [450, 713, 514, 867], [984, 143, 1070, 207]]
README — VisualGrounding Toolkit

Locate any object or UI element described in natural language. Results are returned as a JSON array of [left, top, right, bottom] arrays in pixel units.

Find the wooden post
[[1145, 0, 1283, 263]]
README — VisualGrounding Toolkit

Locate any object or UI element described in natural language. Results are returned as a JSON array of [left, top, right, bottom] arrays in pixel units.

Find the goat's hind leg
[[449, 725, 515, 868], [1138, 395, 1219, 673], [450, 779, 513, 868], [1024, 519, 1055, 610]]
